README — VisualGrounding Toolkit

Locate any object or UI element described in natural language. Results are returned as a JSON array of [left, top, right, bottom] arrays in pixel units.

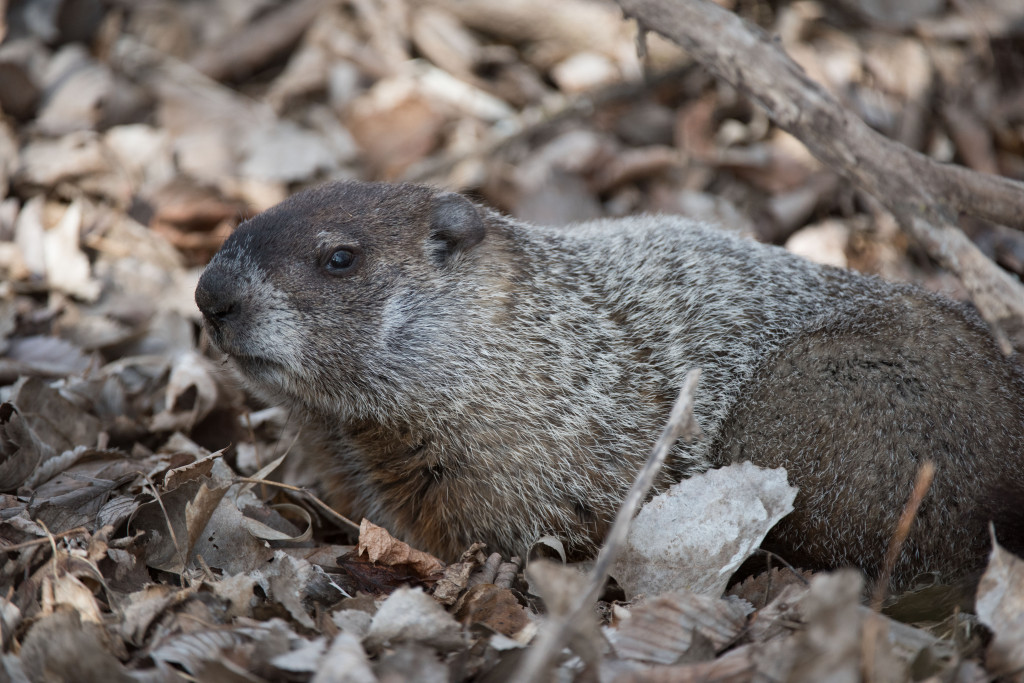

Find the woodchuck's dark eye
[[325, 248, 357, 274]]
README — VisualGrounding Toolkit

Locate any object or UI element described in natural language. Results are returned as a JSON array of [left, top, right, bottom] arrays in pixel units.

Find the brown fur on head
[[195, 182, 503, 424]]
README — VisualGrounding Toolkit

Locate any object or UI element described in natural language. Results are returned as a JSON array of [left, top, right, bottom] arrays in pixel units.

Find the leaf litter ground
[[2, 0, 1024, 680]]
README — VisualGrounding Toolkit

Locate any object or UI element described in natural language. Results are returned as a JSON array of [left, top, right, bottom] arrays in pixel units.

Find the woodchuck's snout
[[197, 179, 1024, 590], [195, 263, 241, 333]]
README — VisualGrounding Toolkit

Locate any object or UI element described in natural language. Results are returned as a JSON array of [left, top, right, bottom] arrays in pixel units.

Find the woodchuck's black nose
[[195, 266, 241, 326]]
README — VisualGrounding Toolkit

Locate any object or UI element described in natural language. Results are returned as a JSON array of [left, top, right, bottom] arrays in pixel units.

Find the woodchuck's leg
[[709, 297, 1024, 589]]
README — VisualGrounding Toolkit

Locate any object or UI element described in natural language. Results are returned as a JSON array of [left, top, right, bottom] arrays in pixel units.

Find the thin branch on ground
[[511, 369, 702, 683], [234, 477, 362, 531], [0, 527, 89, 552], [143, 473, 189, 577], [870, 461, 936, 610]]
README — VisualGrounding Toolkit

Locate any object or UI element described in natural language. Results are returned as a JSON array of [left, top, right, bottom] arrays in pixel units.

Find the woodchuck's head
[[195, 181, 491, 416]]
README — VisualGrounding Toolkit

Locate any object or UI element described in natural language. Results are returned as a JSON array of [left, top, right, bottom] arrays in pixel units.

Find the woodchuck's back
[[703, 257, 1024, 588], [553, 215, 1024, 588]]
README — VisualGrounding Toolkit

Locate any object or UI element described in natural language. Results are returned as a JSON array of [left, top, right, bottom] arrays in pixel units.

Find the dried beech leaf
[[336, 552, 433, 595], [149, 352, 220, 432], [365, 586, 465, 652], [312, 633, 376, 683], [612, 462, 797, 598], [16, 133, 111, 189], [609, 591, 752, 665], [104, 124, 175, 188], [239, 121, 340, 183], [785, 219, 851, 269], [358, 518, 444, 577], [255, 551, 324, 629], [28, 453, 136, 531], [20, 610, 132, 683], [410, 6, 481, 78], [744, 582, 810, 642], [285, 544, 355, 571], [525, 559, 602, 667], [203, 573, 259, 620], [726, 567, 815, 611], [976, 537, 1024, 674], [130, 461, 230, 574], [162, 453, 216, 490], [528, 534, 567, 564], [376, 643, 452, 682], [97, 495, 140, 530], [453, 583, 530, 638], [4, 335, 92, 378], [613, 643, 758, 683], [271, 636, 326, 674], [347, 82, 447, 178], [0, 404, 54, 492], [9, 376, 101, 453], [148, 628, 251, 676], [118, 584, 191, 646], [36, 46, 116, 134], [190, 495, 277, 574], [782, 571, 906, 682], [43, 200, 101, 302], [332, 608, 374, 639], [238, 450, 289, 493], [49, 573, 104, 624], [433, 560, 476, 606], [241, 503, 312, 542]]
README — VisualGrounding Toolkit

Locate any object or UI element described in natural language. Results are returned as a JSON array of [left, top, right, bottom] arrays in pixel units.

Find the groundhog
[[195, 181, 1024, 590]]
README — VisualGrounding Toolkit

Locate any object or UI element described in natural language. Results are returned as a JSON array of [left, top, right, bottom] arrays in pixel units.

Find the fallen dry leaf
[[42, 199, 102, 302], [365, 586, 465, 652], [433, 542, 487, 605], [256, 551, 334, 629], [129, 455, 231, 574], [453, 583, 531, 638], [20, 610, 133, 683], [358, 518, 444, 577], [782, 571, 906, 683], [524, 559, 602, 670], [149, 351, 220, 432], [312, 632, 376, 683], [611, 462, 797, 598], [975, 537, 1024, 676], [0, 1, 1021, 680], [117, 583, 196, 646], [609, 591, 752, 665], [727, 564, 816, 608]]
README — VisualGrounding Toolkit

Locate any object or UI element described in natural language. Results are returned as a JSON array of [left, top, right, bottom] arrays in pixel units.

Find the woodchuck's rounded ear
[[429, 192, 486, 265]]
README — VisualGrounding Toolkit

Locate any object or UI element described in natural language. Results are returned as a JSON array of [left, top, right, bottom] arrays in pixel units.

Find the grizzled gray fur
[[195, 181, 1024, 589]]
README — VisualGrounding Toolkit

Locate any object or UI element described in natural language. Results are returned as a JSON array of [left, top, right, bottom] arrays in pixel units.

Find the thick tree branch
[[618, 0, 1024, 351]]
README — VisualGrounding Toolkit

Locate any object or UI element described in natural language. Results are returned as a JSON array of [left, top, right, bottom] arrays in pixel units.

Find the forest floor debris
[[2, 0, 1024, 679]]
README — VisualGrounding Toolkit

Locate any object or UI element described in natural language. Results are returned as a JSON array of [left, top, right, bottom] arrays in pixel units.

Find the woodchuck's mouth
[[228, 352, 284, 374], [209, 338, 284, 374], [203, 327, 276, 371]]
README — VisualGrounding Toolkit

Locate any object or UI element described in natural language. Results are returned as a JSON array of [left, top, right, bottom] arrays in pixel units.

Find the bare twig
[[870, 461, 936, 610], [143, 473, 189, 576], [37, 520, 61, 581], [511, 369, 701, 683], [234, 477, 361, 531], [616, 0, 1024, 351], [0, 527, 89, 552]]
